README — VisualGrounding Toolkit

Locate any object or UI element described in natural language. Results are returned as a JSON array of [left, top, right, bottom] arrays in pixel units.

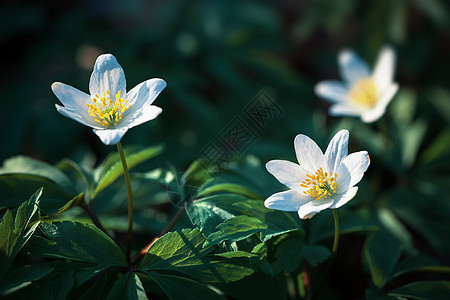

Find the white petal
[[339, 49, 371, 85], [294, 134, 326, 173], [93, 128, 128, 145], [373, 46, 396, 92], [266, 160, 306, 191], [324, 129, 349, 173], [89, 54, 126, 98], [120, 105, 162, 128], [297, 198, 334, 219], [329, 103, 366, 117], [361, 83, 399, 123], [314, 81, 349, 103], [52, 82, 91, 110], [51, 82, 98, 124], [329, 187, 358, 209], [126, 78, 166, 113], [336, 151, 370, 193], [265, 190, 310, 212], [55, 104, 101, 129]]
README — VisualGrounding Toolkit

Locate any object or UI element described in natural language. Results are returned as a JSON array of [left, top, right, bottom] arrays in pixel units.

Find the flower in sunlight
[[265, 130, 370, 219], [52, 54, 166, 145], [315, 46, 398, 123]]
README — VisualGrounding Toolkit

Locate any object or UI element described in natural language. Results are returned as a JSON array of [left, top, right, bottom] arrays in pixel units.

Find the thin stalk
[[84, 202, 107, 234], [332, 209, 340, 253], [312, 210, 340, 299], [116, 141, 133, 262]]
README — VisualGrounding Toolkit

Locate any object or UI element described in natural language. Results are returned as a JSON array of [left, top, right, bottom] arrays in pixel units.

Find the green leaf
[[38, 192, 84, 218], [231, 199, 300, 241], [196, 183, 262, 199], [148, 273, 224, 300], [186, 194, 300, 240], [271, 236, 330, 274], [364, 230, 403, 288], [206, 215, 267, 246], [0, 265, 53, 296], [140, 229, 254, 284], [385, 188, 450, 254], [28, 221, 127, 267], [107, 272, 148, 300], [140, 228, 213, 270], [56, 158, 95, 201], [0, 174, 73, 210], [94, 145, 163, 196], [271, 237, 304, 273], [0, 156, 72, 191], [377, 207, 414, 252], [186, 194, 250, 236], [303, 244, 331, 267], [388, 281, 450, 300], [0, 188, 42, 279], [181, 158, 219, 188]]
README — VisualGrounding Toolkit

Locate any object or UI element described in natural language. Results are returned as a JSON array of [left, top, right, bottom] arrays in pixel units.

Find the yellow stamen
[[300, 168, 338, 200], [347, 78, 377, 107], [86, 90, 132, 128]]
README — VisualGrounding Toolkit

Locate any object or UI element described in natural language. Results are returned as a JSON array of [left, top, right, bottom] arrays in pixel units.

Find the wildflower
[[52, 54, 166, 145], [315, 46, 398, 123], [265, 130, 370, 219]]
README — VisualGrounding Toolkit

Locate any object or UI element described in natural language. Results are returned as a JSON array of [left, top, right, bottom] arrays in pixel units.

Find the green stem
[[116, 141, 133, 262], [332, 209, 339, 253]]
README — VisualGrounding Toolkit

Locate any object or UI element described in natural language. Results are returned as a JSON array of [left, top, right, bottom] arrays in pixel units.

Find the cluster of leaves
[[2, 121, 450, 299]]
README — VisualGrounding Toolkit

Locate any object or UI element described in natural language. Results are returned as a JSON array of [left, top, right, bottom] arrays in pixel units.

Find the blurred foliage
[[1, 0, 450, 299]]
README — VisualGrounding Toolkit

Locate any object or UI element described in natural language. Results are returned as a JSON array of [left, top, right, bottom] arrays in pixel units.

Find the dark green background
[[2, 0, 449, 166]]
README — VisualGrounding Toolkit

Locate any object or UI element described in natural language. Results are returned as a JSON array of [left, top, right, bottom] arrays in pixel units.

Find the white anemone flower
[[52, 54, 166, 145], [265, 130, 370, 219], [315, 46, 399, 123]]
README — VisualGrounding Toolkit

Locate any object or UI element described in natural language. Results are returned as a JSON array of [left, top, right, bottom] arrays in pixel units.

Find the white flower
[[265, 130, 370, 219], [52, 54, 166, 145], [315, 46, 399, 123]]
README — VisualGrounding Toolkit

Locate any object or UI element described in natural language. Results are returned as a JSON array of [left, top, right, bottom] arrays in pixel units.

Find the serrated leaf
[[148, 273, 224, 300], [231, 200, 300, 241], [107, 272, 148, 300], [140, 229, 254, 284], [388, 281, 450, 300], [206, 215, 267, 246], [0, 156, 72, 191], [0, 188, 42, 279], [30, 221, 127, 267], [186, 194, 250, 236], [186, 194, 300, 241], [140, 228, 214, 270], [0, 265, 53, 296], [364, 230, 403, 288], [94, 145, 163, 196]]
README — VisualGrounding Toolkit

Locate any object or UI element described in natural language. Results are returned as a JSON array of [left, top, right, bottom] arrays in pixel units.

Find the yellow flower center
[[347, 79, 378, 107], [86, 90, 132, 128], [300, 167, 337, 200]]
